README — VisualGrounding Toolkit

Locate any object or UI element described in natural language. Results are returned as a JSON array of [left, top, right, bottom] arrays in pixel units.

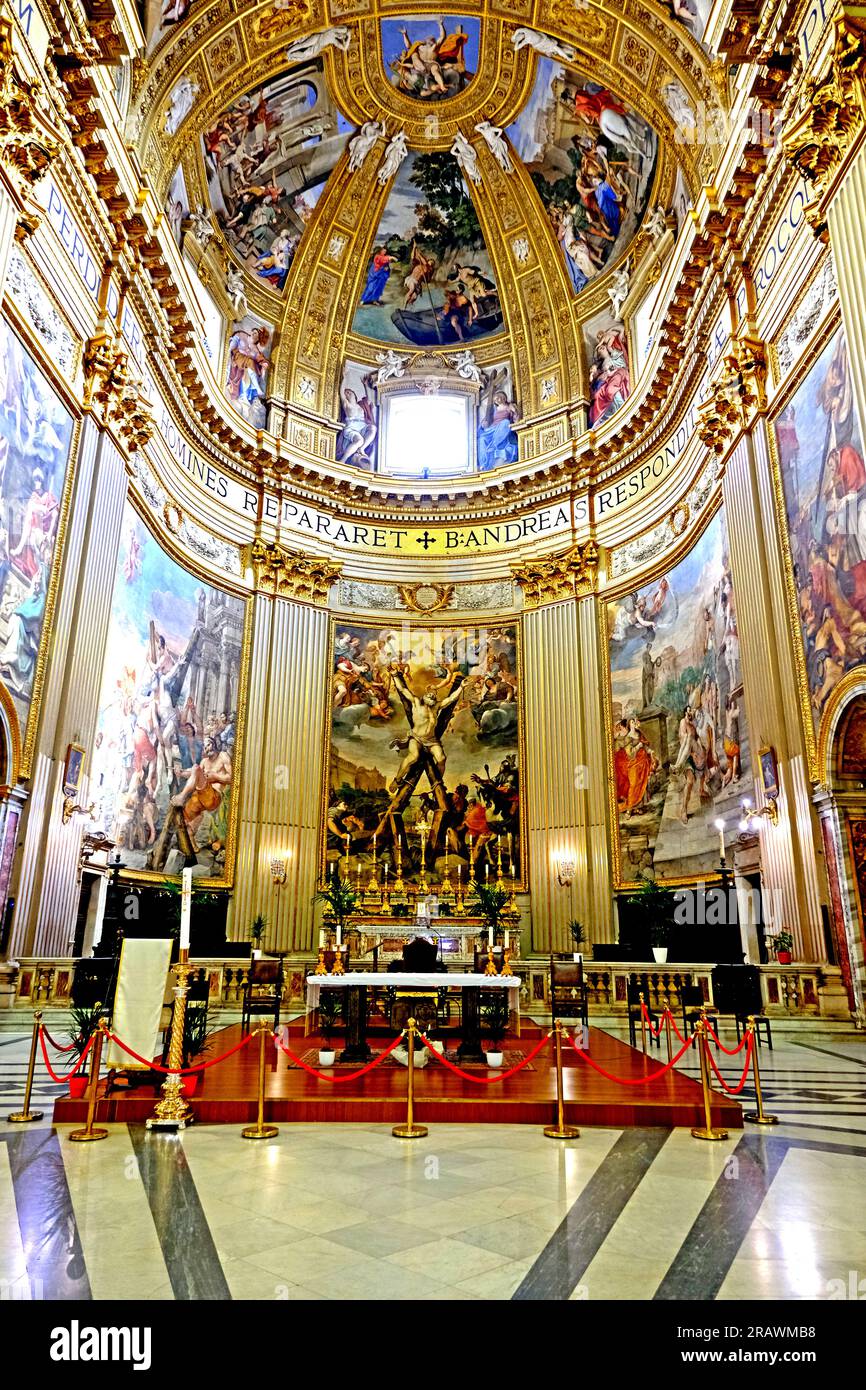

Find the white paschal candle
[[180, 867, 192, 951]]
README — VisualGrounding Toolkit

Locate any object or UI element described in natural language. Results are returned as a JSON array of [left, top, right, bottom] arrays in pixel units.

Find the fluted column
[[523, 597, 613, 953], [229, 595, 329, 953], [722, 430, 825, 961], [10, 423, 127, 956], [829, 142, 866, 440]]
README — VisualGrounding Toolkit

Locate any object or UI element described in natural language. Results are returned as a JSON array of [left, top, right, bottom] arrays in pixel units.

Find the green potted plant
[[568, 920, 586, 961], [317, 990, 342, 1067], [482, 991, 510, 1068], [66, 1004, 101, 1099], [250, 912, 267, 959], [475, 881, 509, 946], [625, 878, 674, 963], [314, 871, 358, 946], [771, 929, 793, 965], [181, 1004, 216, 1097]]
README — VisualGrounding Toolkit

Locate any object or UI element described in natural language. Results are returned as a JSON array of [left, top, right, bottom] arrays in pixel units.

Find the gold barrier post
[[7, 1010, 44, 1123], [664, 1010, 673, 1065], [690, 1017, 728, 1142], [69, 1019, 109, 1143], [392, 1019, 427, 1139], [743, 1017, 779, 1126], [242, 1022, 279, 1141], [544, 1021, 580, 1140], [146, 954, 192, 1132], [639, 992, 648, 1056]]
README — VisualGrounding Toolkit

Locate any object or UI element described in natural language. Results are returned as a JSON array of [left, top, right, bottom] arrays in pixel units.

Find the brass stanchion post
[[690, 1017, 728, 1142], [664, 1010, 673, 1065], [241, 1021, 279, 1140], [744, 1017, 778, 1126], [7, 1010, 44, 1123], [69, 1019, 109, 1143], [146, 954, 193, 1132], [392, 1019, 427, 1139], [544, 1021, 579, 1140], [639, 991, 648, 1056]]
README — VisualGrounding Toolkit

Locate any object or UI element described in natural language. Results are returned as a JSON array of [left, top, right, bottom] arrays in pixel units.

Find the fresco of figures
[[584, 308, 631, 427], [164, 167, 189, 247], [381, 15, 479, 101], [142, 0, 195, 53], [774, 330, 866, 731], [327, 622, 521, 888], [507, 58, 657, 296], [0, 318, 74, 742], [336, 360, 379, 469], [607, 510, 749, 882], [352, 151, 502, 346], [202, 64, 353, 291], [224, 315, 273, 430], [664, 0, 712, 43], [477, 361, 520, 471], [92, 506, 246, 881]]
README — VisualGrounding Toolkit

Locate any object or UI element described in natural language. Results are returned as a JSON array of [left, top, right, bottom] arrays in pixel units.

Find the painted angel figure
[[449, 349, 482, 384], [607, 261, 631, 319], [225, 267, 248, 320], [377, 130, 409, 186], [663, 81, 697, 138], [164, 76, 199, 135], [375, 349, 409, 384], [188, 206, 214, 249], [285, 25, 351, 62], [451, 130, 481, 185], [348, 120, 385, 173], [474, 120, 513, 174], [511, 26, 576, 63]]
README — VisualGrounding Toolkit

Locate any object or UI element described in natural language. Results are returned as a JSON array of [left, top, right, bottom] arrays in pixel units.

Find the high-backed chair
[[680, 983, 718, 1042], [241, 958, 283, 1034], [626, 978, 660, 1049], [550, 957, 588, 1031], [713, 965, 772, 1049], [386, 936, 445, 1032]]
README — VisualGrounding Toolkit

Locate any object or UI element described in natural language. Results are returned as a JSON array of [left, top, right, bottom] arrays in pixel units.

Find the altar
[[305, 970, 521, 1064], [339, 916, 521, 969]]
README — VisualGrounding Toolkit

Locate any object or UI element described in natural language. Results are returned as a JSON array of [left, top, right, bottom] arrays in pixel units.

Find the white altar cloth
[[305, 970, 520, 1010]]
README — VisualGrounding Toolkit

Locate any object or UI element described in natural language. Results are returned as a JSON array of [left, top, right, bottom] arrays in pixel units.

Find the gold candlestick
[[390, 842, 408, 910], [314, 948, 328, 975], [146, 953, 193, 1131]]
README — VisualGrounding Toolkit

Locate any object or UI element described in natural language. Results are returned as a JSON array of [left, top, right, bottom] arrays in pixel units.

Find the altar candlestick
[[319, 929, 325, 948], [504, 929, 510, 949], [180, 867, 192, 951], [715, 817, 726, 864], [485, 863, 489, 882]]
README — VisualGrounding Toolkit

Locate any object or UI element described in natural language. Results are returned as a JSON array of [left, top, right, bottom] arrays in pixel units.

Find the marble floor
[[1, 1017, 865, 1301]]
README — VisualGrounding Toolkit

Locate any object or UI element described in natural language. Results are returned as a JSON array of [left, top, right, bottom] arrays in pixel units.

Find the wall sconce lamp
[[738, 795, 779, 833], [556, 858, 576, 888], [270, 857, 287, 886], [62, 796, 95, 827]]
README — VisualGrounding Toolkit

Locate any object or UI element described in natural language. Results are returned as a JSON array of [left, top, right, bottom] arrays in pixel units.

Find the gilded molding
[[0, 18, 62, 225], [243, 537, 342, 605], [512, 539, 598, 609], [83, 333, 155, 451], [396, 583, 456, 614], [697, 330, 768, 456]]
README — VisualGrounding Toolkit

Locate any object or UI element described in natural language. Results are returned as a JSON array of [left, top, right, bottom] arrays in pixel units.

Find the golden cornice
[[242, 536, 342, 604], [0, 17, 64, 225], [696, 328, 769, 457], [512, 538, 598, 609]]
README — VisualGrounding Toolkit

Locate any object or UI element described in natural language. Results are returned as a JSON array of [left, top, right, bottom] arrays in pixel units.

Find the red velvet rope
[[706, 1032, 754, 1094], [39, 1028, 97, 1083], [639, 1002, 666, 1038], [105, 1028, 255, 1074], [417, 1031, 550, 1084], [566, 1029, 695, 1085], [275, 1029, 407, 1083], [41, 1027, 79, 1053], [703, 1019, 752, 1055]]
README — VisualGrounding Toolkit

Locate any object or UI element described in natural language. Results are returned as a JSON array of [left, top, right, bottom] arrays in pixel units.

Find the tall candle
[[488, 921, 493, 946], [715, 818, 725, 863], [180, 867, 192, 951], [504, 929, 510, 949], [485, 863, 489, 882]]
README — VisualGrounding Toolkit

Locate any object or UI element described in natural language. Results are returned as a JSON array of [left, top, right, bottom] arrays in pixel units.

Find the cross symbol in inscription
[[416, 531, 436, 550]]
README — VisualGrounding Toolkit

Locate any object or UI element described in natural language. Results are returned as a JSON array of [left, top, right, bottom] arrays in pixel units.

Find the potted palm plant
[[66, 1004, 101, 1099], [771, 930, 793, 965], [314, 871, 358, 946], [250, 912, 267, 959], [475, 881, 509, 946], [626, 878, 674, 963], [569, 920, 586, 961], [482, 992, 509, 1068], [317, 990, 341, 1067]]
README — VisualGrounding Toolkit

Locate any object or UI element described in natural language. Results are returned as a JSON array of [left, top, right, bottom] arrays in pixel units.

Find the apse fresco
[[224, 314, 273, 430], [774, 330, 866, 733], [327, 622, 521, 888], [202, 64, 354, 290], [584, 308, 631, 427], [607, 510, 749, 883], [352, 151, 502, 346], [381, 15, 479, 100], [91, 506, 246, 881], [0, 318, 74, 742], [507, 59, 657, 296]]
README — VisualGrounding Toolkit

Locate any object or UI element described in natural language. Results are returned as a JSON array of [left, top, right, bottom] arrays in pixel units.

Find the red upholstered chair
[[241, 959, 283, 1034], [550, 956, 588, 1032]]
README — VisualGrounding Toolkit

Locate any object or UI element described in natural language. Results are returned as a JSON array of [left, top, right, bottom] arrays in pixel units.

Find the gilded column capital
[[512, 540, 599, 610], [242, 538, 341, 606], [697, 331, 768, 456], [782, 9, 866, 236], [83, 332, 154, 451]]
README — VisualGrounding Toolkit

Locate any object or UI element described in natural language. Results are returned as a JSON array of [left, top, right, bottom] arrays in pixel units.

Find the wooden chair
[[680, 984, 718, 1041], [626, 979, 660, 1049], [241, 959, 283, 1034], [550, 957, 588, 1032]]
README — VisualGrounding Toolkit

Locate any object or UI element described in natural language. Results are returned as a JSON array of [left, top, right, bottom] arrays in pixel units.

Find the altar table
[[305, 971, 520, 1063]]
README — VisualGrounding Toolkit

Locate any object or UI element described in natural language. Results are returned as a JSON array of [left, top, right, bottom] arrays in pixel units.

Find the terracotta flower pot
[[180, 1074, 199, 1098], [68, 1074, 88, 1100], [777, 950, 792, 965]]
